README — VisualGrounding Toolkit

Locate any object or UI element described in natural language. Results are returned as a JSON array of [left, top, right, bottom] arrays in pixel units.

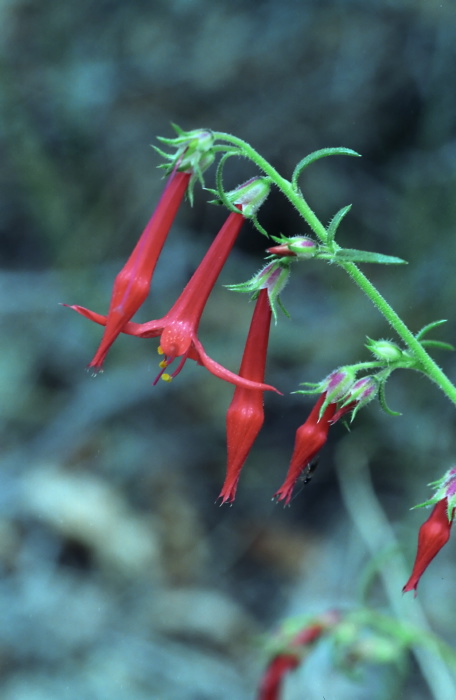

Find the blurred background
[[1, 0, 456, 698]]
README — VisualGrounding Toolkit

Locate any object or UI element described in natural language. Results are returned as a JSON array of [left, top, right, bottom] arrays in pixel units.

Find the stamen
[[157, 346, 165, 355], [153, 353, 176, 386], [152, 353, 186, 385], [170, 356, 187, 379]]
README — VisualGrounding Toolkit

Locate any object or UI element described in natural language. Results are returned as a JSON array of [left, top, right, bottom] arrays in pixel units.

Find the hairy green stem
[[213, 131, 456, 406]]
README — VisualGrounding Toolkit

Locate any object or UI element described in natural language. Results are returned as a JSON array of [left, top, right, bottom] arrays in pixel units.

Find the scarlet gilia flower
[[403, 466, 456, 595], [219, 288, 273, 504], [257, 612, 339, 700], [274, 373, 378, 505], [273, 393, 338, 506], [257, 654, 299, 700], [68, 129, 215, 372], [69, 179, 278, 392]]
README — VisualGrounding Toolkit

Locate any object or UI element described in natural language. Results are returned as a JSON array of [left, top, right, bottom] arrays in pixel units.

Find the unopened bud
[[323, 367, 357, 403], [227, 259, 290, 323], [345, 376, 378, 407], [267, 236, 317, 259], [228, 177, 271, 217], [366, 338, 403, 363]]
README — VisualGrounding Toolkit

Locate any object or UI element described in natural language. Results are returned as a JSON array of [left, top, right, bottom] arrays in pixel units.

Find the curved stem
[[212, 132, 329, 242], [338, 261, 456, 403], [212, 131, 456, 406], [336, 439, 456, 700]]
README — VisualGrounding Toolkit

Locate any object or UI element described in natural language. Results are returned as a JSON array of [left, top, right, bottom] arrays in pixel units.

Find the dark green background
[[1, 1, 456, 698]]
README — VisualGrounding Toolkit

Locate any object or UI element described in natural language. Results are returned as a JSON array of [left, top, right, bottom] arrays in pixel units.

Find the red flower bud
[[219, 289, 272, 504], [70, 169, 191, 371], [403, 498, 454, 595], [257, 654, 299, 700], [274, 393, 337, 505], [257, 613, 339, 700]]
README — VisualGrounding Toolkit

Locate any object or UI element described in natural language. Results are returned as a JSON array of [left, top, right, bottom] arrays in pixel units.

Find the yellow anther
[[159, 360, 168, 369], [157, 345, 165, 356], [161, 373, 173, 383]]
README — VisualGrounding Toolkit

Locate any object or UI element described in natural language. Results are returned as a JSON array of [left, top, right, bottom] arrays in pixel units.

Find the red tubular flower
[[218, 288, 272, 504], [257, 614, 339, 700], [273, 393, 337, 506], [257, 654, 299, 700], [69, 207, 279, 393], [403, 498, 455, 596], [82, 169, 191, 371]]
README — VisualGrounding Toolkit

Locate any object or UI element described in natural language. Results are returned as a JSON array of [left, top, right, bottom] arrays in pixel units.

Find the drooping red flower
[[273, 393, 337, 506], [218, 288, 272, 504], [81, 169, 191, 371], [274, 373, 379, 505], [69, 205, 279, 393], [257, 614, 339, 700], [257, 654, 300, 700], [403, 498, 455, 596]]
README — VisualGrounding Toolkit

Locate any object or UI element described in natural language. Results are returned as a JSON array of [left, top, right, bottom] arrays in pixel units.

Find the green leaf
[[420, 340, 455, 351], [415, 319, 447, 340], [291, 148, 361, 190], [333, 249, 408, 265], [327, 204, 352, 245]]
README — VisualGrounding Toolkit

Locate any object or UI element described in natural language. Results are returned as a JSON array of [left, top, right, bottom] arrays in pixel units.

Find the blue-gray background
[[1, 1, 456, 698]]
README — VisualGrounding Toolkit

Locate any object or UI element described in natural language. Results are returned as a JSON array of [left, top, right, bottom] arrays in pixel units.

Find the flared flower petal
[[192, 335, 277, 393], [68, 178, 279, 392]]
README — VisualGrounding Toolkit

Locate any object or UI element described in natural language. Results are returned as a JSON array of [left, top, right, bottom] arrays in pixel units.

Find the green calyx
[[226, 259, 291, 324]]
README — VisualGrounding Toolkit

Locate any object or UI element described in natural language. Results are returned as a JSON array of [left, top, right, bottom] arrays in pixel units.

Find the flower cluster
[[68, 138, 276, 392], [66, 128, 386, 509], [67, 127, 456, 606]]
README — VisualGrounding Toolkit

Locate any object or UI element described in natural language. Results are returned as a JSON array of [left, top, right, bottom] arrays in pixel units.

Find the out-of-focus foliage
[[1, 1, 456, 698]]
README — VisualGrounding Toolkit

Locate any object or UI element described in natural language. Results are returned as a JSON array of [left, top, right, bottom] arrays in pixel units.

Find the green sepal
[[291, 148, 361, 191], [411, 498, 438, 510], [295, 381, 322, 394], [332, 249, 408, 265], [152, 145, 176, 162], [276, 295, 291, 321], [420, 340, 455, 352], [250, 213, 269, 238], [326, 204, 352, 245], [225, 280, 256, 293], [415, 319, 447, 340], [378, 380, 402, 417], [226, 260, 290, 323]]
